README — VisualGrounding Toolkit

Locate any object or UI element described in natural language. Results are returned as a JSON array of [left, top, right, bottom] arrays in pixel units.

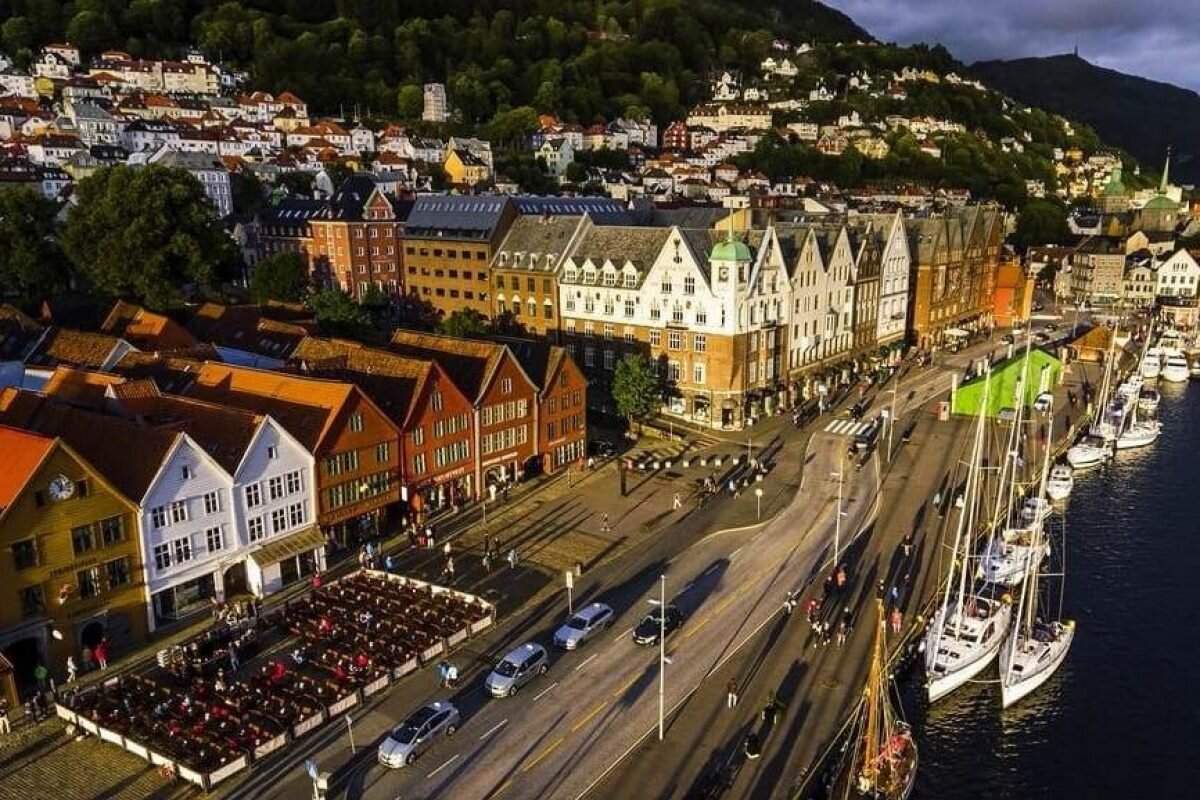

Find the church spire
[[1159, 147, 1171, 193]]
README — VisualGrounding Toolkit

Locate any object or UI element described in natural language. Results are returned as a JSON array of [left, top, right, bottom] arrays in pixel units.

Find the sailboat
[[827, 600, 918, 800], [1067, 325, 1122, 468], [925, 366, 1014, 703], [1045, 464, 1074, 502], [1000, 416, 1075, 708]]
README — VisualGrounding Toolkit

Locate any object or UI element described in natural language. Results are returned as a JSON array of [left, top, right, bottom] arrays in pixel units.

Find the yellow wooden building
[[0, 425, 147, 699]]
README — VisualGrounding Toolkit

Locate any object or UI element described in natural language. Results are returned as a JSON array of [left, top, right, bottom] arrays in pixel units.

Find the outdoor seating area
[[57, 571, 494, 791]]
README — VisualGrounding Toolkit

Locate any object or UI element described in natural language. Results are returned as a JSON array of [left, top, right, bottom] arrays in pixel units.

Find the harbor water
[[906, 380, 1200, 798]]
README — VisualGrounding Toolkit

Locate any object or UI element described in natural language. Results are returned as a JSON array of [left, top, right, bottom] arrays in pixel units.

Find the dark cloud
[[823, 0, 1200, 92]]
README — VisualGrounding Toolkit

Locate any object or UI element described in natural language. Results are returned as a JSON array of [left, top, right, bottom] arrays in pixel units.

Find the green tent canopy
[[951, 348, 1062, 418]]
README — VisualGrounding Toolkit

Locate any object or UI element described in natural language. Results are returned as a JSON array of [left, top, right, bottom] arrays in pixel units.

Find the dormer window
[[623, 270, 638, 289], [603, 270, 617, 286], [563, 267, 577, 283], [583, 268, 596, 284]]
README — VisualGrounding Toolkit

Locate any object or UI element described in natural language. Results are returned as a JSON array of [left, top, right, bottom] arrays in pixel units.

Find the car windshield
[[494, 659, 520, 677], [395, 708, 437, 743], [566, 615, 588, 631]]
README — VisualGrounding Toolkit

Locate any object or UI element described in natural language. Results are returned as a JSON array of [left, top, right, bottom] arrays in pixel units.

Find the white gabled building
[[780, 223, 855, 389], [1155, 248, 1200, 299], [855, 210, 912, 348]]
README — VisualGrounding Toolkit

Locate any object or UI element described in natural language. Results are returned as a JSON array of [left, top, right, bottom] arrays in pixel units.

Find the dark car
[[847, 399, 867, 421], [591, 440, 618, 458], [632, 605, 683, 646]]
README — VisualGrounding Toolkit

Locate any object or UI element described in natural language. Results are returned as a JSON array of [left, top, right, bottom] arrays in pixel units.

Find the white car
[[1033, 392, 1054, 413], [552, 603, 614, 650], [377, 701, 460, 767]]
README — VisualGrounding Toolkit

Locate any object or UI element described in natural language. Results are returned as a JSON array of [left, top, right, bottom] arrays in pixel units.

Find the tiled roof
[[292, 336, 434, 426], [492, 215, 585, 271], [100, 300, 198, 352], [187, 303, 308, 359], [41, 366, 124, 409], [185, 362, 353, 452], [0, 424, 54, 514], [386, 330, 511, 402], [109, 349, 213, 394], [25, 328, 123, 369], [566, 225, 672, 273], [110, 389, 262, 475], [0, 389, 178, 502], [0, 304, 45, 362]]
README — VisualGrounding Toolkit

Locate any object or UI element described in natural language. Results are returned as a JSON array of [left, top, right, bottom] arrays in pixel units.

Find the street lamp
[[830, 460, 846, 566], [887, 371, 899, 460], [648, 574, 672, 741], [755, 487, 763, 520]]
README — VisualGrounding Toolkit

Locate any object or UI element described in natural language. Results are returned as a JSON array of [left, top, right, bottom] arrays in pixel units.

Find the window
[[603, 270, 617, 286], [693, 363, 707, 384], [170, 500, 188, 523], [671, 305, 684, 324], [584, 347, 595, 367], [661, 278, 673, 294], [286, 470, 303, 494], [288, 502, 305, 527], [248, 516, 265, 542], [153, 543, 171, 571], [20, 585, 45, 617], [624, 272, 637, 289], [100, 516, 124, 546], [71, 524, 95, 556], [649, 330, 661, 347], [77, 567, 101, 599], [271, 508, 287, 533], [77, 479, 90, 498], [267, 445, 279, 460], [105, 557, 131, 588], [203, 490, 221, 515], [696, 307, 708, 325], [684, 275, 695, 295], [181, 465, 194, 480], [668, 330, 682, 349], [206, 527, 224, 553], [172, 537, 193, 564], [267, 475, 285, 500], [604, 350, 615, 370], [412, 427, 424, 446], [245, 483, 262, 508], [501, 378, 513, 395], [544, 300, 553, 319], [603, 323, 614, 340], [349, 412, 365, 432], [668, 361, 682, 382], [623, 299, 634, 317], [12, 539, 37, 570], [412, 453, 427, 475], [694, 334, 707, 353]]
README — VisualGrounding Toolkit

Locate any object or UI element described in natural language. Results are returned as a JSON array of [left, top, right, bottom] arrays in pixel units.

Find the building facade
[[309, 176, 409, 297]]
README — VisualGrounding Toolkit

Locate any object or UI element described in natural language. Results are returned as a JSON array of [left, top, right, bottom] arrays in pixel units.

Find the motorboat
[[978, 526, 1050, 586], [1162, 354, 1190, 383], [1019, 496, 1053, 524], [1046, 464, 1074, 501], [1116, 419, 1161, 450], [1137, 387, 1161, 414], [1066, 435, 1109, 469], [1139, 352, 1161, 379]]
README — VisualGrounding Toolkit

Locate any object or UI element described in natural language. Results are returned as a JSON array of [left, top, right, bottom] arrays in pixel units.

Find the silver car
[[484, 642, 549, 698], [377, 701, 460, 768], [552, 603, 614, 650]]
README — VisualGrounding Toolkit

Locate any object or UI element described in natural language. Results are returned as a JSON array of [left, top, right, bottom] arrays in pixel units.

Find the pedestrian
[[783, 591, 796, 616], [425, 526, 435, 549], [600, 512, 610, 532], [445, 555, 455, 581], [34, 663, 49, 692], [902, 533, 914, 559], [842, 606, 853, 632], [229, 643, 240, 672], [80, 645, 93, 672], [876, 579, 886, 600], [889, 585, 900, 606], [673, 492, 682, 510], [94, 640, 109, 670], [728, 479, 737, 497], [806, 598, 821, 625], [66, 656, 78, 684], [443, 540, 452, 558], [482, 550, 492, 574], [836, 621, 848, 647], [890, 606, 903, 634], [384, 554, 395, 573], [0, 698, 9, 735], [507, 548, 518, 570], [726, 679, 739, 708], [823, 575, 835, 602], [836, 565, 847, 590]]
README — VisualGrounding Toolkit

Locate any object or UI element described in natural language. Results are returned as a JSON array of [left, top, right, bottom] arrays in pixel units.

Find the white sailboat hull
[[1116, 422, 1161, 450], [1066, 444, 1107, 469], [1045, 480, 1073, 501], [979, 539, 1050, 586], [925, 601, 1013, 704], [1000, 622, 1075, 708], [1161, 365, 1190, 383]]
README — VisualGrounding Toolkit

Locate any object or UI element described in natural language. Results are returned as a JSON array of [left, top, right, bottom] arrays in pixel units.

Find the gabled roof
[[0, 388, 179, 503], [565, 225, 673, 273], [292, 336, 442, 427], [0, 424, 55, 515], [492, 215, 585, 271], [109, 349, 214, 394], [0, 305, 45, 362], [41, 365, 124, 409], [185, 361, 357, 452], [492, 337, 572, 395], [25, 327, 124, 369], [100, 300, 198, 352], [387, 330, 529, 403], [187, 303, 308, 360]]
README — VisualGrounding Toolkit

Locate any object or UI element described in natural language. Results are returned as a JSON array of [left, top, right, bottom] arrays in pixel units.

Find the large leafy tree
[[250, 253, 308, 303], [0, 187, 69, 303], [61, 165, 236, 310], [1013, 199, 1071, 250], [611, 355, 662, 431], [437, 308, 489, 338], [306, 288, 370, 338]]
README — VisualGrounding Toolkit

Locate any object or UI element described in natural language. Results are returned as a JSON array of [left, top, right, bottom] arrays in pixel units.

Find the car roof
[[502, 642, 545, 662], [577, 603, 611, 620]]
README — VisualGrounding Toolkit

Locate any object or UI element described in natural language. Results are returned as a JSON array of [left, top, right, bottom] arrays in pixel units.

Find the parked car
[[377, 701, 460, 767], [484, 643, 549, 698], [553, 603, 614, 650], [848, 399, 867, 420], [632, 605, 684, 646], [590, 440, 617, 458], [1033, 392, 1054, 413]]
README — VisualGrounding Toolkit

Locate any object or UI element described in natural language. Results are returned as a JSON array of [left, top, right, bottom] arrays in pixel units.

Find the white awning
[[944, 327, 970, 338]]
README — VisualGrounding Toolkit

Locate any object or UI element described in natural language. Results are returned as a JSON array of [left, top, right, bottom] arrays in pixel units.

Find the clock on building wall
[[48, 474, 76, 501], [718, 267, 729, 281]]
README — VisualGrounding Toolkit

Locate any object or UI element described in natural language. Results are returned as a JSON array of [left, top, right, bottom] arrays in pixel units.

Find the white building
[[1156, 248, 1200, 299], [422, 82, 448, 122], [147, 147, 233, 218]]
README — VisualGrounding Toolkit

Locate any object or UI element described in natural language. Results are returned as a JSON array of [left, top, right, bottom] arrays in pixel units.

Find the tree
[[276, 171, 315, 197], [1013, 199, 1071, 250], [230, 170, 265, 216], [250, 253, 308, 303], [397, 83, 423, 119], [0, 187, 69, 302], [489, 311, 528, 337], [437, 308, 489, 338], [61, 165, 235, 310], [611, 355, 662, 431], [394, 293, 442, 331], [307, 289, 370, 338]]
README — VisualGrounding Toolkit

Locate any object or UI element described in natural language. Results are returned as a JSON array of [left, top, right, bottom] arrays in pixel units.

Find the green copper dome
[[711, 236, 752, 263], [1142, 193, 1176, 211]]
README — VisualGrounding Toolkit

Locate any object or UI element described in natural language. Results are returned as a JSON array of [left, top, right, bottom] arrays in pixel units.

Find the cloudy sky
[[823, 0, 1200, 93]]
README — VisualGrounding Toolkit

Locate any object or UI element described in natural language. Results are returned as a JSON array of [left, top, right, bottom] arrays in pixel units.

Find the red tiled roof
[[0, 424, 55, 514], [100, 300, 198, 352]]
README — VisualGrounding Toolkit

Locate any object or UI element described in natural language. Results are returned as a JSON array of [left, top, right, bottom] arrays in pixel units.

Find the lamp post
[[831, 460, 845, 566], [755, 487, 763, 521], [648, 575, 671, 741], [887, 371, 899, 460]]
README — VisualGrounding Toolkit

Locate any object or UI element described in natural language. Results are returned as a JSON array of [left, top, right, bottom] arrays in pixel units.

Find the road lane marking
[[571, 700, 608, 732], [619, 625, 634, 637], [575, 653, 597, 672], [491, 778, 513, 798], [730, 546, 742, 559], [681, 581, 694, 592], [611, 672, 640, 698], [427, 753, 460, 779], [703, 564, 721, 576], [479, 719, 509, 740], [523, 735, 565, 772], [680, 614, 711, 641], [533, 681, 558, 702]]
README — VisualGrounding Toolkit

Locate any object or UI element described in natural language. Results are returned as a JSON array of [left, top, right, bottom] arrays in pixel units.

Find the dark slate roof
[[510, 196, 630, 225], [566, 225, 672, 273], [492, 337, 565, 394], [404, 195, 512, 241], [647, 207, 731, 229], [318, 174, 382, 221], [493, 215, 585, 271]]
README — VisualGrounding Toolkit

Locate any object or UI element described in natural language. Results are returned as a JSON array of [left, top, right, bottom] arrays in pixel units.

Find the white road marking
[[478, 719, 509, 740], [533, 681, 558, 702], [730, 546, 743, 559], [704, 563, 721, 576], [575, 654, 597, 672], [619, 625, 634, 637], [427, 753, 460, 779], [681, 581, 694, 592]]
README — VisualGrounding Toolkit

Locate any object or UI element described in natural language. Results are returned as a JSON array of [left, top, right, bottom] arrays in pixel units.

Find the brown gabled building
[[292, 336, 476, 519], [99, 300, 198, 352], [185, 362, 401, 543], [388, 331, 541, 491], [24, 328, 135, 372], [498, 338, 589, 472], [309, 175, 413, 298]]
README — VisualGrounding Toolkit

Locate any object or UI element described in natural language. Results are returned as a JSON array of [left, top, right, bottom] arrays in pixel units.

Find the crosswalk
[[824, 419, 873, 437]]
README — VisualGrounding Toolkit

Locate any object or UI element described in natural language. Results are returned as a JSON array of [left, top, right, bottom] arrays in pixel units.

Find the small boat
[[1066, 435, 1109, 469], [978, 526, 1050, 586], [1116, 419, 1161, 450], [1191, 358, 1200, 379], [1019, 496, 1053, 524], [1045, 464, 1074, 501], [1162, 354, 1190, 383], [1140, 348, 1162, 379], [1137, 387, 1161, 414]]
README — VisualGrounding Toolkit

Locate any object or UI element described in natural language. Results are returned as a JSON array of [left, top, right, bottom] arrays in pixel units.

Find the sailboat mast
[[953, 365, 991, 624], [860, 599, 886, 786]]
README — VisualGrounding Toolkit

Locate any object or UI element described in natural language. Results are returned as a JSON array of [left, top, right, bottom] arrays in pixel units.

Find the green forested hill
[[0, 0, 866, 120]]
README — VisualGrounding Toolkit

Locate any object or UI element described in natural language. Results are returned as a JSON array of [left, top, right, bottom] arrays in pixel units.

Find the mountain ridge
[[971, 53, 1200, 184]]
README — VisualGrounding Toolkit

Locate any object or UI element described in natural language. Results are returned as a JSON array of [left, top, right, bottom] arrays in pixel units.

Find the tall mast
[[952, 364, 991, 629], [860, 599, 886, 787]]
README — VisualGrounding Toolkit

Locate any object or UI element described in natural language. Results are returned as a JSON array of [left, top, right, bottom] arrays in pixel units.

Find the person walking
[[34, 663, 49, 692], [66, 656, 78, 684], [0, 698, 10, 735], [443, 540, 452, 559], [600, 513, 611, 532], [444, 555, 455, 581], [507, 548, 518, 570], [726, 679, 739, 709], [890, 606, 903, 634], [94, 639, 109, 671], [673, 492, 682, 510], [481, 549, 492, 574]]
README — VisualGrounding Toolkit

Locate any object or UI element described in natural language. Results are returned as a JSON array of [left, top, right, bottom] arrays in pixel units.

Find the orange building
[[993, 254, 1034, 329]]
